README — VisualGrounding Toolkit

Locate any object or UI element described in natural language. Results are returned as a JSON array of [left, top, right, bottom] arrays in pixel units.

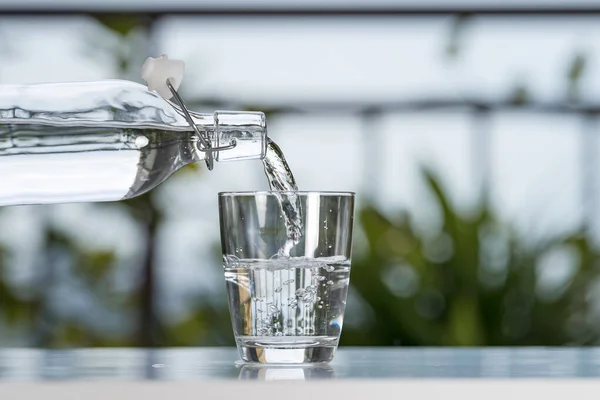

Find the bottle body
[[0, 80, 267, 206]]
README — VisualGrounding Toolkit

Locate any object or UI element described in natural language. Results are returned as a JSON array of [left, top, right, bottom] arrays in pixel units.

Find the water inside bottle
[[0, 124, 188, 206]]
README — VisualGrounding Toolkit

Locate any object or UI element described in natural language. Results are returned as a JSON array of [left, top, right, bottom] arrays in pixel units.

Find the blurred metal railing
[[3, 4, 600, 16], [181, 96, 600, 232]]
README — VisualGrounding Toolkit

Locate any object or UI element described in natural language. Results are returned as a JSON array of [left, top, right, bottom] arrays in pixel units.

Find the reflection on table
[[2, 348, 600, 381], [238, 364, 335, 381]]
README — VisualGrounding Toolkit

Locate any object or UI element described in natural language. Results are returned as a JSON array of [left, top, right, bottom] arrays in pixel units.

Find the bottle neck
[[171, 106, 268, 165]]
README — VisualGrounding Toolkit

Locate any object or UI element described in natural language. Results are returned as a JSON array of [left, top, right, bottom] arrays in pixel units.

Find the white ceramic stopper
[[141, 55, 185, 100]]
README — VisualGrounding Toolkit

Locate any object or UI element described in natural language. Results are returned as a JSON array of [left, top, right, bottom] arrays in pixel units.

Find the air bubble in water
[[274, 286, 282, 293], [302, 293, 313, 303], [327, 280, 334, 286], [316, 275, 326, 281], [283, 279, 294, 285], [275, 331, 283, 337], [328, 245, 332, 249], [306, 285, 316, 293], [289, 299, 298, 307], [324, 265, 335, 272], [295, 288, 305, 297], [135, 135, 149, 148], [316, 296, 321, 301], [268, 304, 279, 313], [318, 305, 323, 309]]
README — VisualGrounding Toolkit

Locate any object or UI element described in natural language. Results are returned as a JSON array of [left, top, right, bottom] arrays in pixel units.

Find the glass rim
[[218, 190, 355, 197]]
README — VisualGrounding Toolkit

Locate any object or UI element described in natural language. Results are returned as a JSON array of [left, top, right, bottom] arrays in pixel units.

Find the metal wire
[[166, 79, 215, 170]]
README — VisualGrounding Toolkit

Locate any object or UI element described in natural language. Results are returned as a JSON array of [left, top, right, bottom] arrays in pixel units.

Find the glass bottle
[[0, 79, 267, 206]]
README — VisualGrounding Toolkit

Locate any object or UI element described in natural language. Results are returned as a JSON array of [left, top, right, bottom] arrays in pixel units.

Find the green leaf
[[93, 15, 148, 36]]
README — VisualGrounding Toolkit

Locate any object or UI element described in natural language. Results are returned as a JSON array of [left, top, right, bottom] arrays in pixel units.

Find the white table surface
[[1, 347, 599, 399]]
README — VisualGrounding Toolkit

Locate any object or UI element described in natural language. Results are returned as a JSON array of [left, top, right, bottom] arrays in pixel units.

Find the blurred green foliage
[[341, 167, 600, 346], [0, 241, 40, 336]]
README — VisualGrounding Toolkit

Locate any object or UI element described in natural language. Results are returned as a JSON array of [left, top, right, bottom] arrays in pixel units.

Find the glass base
[[236, 336, 338, 364]]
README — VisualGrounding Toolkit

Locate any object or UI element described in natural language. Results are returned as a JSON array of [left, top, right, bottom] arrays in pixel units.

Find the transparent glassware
[[219, 191, 355, 364], [0, 80, 267, 206]]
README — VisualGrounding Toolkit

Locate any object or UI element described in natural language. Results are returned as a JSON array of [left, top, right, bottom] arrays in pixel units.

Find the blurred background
[[3, 0, 600, 348]]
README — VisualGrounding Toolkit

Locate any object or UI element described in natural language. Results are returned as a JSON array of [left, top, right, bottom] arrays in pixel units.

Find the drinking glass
[[219, 191, 355, 364]]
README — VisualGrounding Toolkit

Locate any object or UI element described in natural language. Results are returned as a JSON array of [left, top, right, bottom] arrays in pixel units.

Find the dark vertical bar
[[471, 105, 492, 205], [146, 15, 160, 57], [361, 108, 382, 205], [581, 114, 598, 234], [33, 222, 60, 347], [135, 17, 161, 359], [141, 16, 161, 380], [138, 198, 158, 350]]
